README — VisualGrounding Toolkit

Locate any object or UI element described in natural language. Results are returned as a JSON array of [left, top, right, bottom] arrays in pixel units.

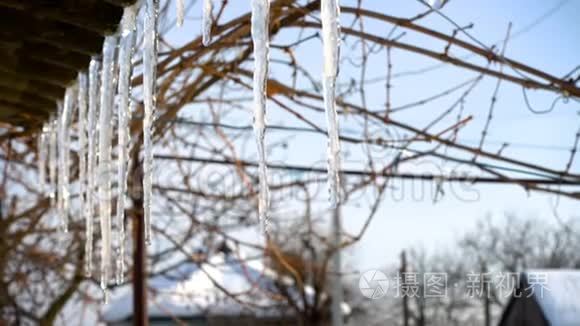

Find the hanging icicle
[[37, 125, 48, 195], [56, 104, 63, 225], [86, 58, 101, 277], [78, 72, 88, 243], [58, 87, 76, 232], [98, 36, 118, 299], [143, 0, 159, 245], [250, 0, 271, 235], [115, 4, 138, 285], [48, 115, 58, 206], [176, 0, 185, 27], [201, 0, 213, 46], [321, 0, 342, 208], [202, 0, 213, 46], [63, 91, 75, 225]]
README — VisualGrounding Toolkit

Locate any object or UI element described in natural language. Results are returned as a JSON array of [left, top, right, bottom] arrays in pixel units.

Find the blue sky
[[163, 0, 580, 272]]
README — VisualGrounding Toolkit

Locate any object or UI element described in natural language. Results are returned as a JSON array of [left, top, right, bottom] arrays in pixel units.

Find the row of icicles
[[34, 0, 440, 302], [36, 0, 159, 302]]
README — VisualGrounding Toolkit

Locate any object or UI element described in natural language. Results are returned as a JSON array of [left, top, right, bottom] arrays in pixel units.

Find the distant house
[[498, 270, 580, 326], [102, 246, 350, 325]]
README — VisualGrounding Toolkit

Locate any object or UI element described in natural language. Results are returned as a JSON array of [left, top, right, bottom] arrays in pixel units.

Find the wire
[[522, 88, 565, 114]]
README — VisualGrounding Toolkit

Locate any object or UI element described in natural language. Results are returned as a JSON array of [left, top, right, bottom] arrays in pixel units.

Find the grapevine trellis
[[8, 0, 577, 319]]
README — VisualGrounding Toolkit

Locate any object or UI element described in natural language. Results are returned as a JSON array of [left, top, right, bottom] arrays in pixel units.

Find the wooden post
[[401, 251, 409, 326], [483, 262, 490, 326], [330, 205, 343, 326], [132, 196, 147, 326], [130, 149, 148, 326]]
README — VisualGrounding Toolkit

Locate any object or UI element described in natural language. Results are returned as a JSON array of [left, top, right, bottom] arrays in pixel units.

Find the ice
[[121, 2, 139, 36], [58, 87, 76, 232], [98, 36, 118, 293], [56, 104, 63, 227], [37, 125, 48, 194], [251, 0, 271, 235], [321, 0, 342, 207], [48, 115, 57, 206], [78, 73, 87, 220], [86, 58, 100, 276], [77, 72, 90, 275], [176, 0, 184, 27], [202, 0, 213, 46], [115, 4, 138, 284], [143, 0, 159, 245]]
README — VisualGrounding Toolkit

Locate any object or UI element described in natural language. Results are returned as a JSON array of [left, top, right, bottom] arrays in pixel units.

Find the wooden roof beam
[[0, 100, 49, 122], [0, 8, 105, 55], [0, 0, 135, 125], [0, 55, 77, 88], [0, 41, 90, 71], [104, 0, 139, 7], [0, 73, 65, 102], [0, 0, 124, 35], [0, 85, 55, 112]]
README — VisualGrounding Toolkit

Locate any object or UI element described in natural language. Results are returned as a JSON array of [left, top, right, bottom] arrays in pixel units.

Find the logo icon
[[359, 269, 389, 299]]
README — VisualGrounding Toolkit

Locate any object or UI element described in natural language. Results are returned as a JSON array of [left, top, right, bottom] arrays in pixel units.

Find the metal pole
[[330, 204, 343, 326]]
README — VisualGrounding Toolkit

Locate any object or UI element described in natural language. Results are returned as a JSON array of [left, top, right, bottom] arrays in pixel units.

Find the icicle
[[143, 0, 159, 245], [115, 5, 138, 284], [202, 0, 213, 46], [78, 73, 88, 240], [86, 58, 100, 277], [37, 125, 48, 194], [251, 0, 271, 235], [58, 87, 76, 232], [77, 72, 89, 276], [48, 115, 58, 206], [56, 104, 63, 222], [176, 0, 185, 27], [121, 2, 139, 37], [98, 36, 118, 294], [64, 88, 76, 228], [321, 0, 342, 208]]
